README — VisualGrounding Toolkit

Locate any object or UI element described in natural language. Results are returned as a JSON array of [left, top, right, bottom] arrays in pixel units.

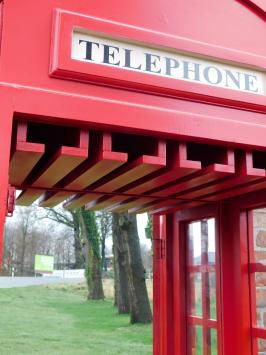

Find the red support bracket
[[6, 185, 16, 217]]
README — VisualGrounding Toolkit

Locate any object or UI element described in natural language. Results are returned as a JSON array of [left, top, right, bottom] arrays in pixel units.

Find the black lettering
[[103, 44, 120, 66], [244, 73, 259, 93], [183, 61, 200, 81], [225, 70, 241, 89], [165, 57, 179, 76], [123, 48, 142, 70], [145, 53, 161, 74], [79, 40, 100, 61], [203, 66, 222, 85]]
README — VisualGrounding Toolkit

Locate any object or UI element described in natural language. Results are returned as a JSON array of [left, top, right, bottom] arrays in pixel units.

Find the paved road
[[0, 277, 85, 288]]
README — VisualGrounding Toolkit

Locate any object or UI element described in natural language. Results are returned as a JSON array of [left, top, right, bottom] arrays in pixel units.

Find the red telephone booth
[[0, 1, 265, 354]]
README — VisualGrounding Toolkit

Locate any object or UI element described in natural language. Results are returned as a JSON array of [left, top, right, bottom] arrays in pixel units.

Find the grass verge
[[0, 283, 152, 355]]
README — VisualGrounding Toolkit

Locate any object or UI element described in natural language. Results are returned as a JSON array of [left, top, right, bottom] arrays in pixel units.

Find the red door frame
[[185, 217, 222, 355], [173, 204, 223, 355], [153, 190, 266, 355], [247, 208, 266, 354]]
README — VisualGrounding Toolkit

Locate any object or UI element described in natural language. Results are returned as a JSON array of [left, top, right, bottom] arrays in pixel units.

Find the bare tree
[[113, 213, 130, 313], [113, 212, 152, 324], [43, 207, 85, 269], [3, 206, 75, 275], [97, 211, 112, 272]]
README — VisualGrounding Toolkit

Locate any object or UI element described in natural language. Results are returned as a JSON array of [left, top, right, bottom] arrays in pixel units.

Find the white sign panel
[[72, 30, 265, 95]]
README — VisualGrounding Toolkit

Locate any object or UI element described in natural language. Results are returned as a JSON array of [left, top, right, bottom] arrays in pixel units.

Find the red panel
[[51, 9, 266, 111], [0, 1, 265, 152], [39, 132, 127, 207], [9, 122, 45, 185], [16, 129, 89, 206], [239, 0, 266, 17], [0, 99, 13, 268]]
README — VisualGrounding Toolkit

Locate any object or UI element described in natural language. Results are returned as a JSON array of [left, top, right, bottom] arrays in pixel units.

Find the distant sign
[[34, 255, 54, 273]]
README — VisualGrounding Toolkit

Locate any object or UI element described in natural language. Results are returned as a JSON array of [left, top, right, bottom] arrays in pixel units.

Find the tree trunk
[[101, 233, 107, 272], [86, 247, 105, 299], [113, 247, 118, 307], [20, 232, 27, 275], [80, 209, 104, 300], [72, 211, 85, 269], [112, 213, 130, 313], [119, 212, 152, 324]]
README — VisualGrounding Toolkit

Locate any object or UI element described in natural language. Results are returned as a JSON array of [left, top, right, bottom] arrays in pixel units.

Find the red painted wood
[[172, 212, 187, 355], [173, 205, 222, 355], [16, 129, 89, 205], [252, 328, 266, 339], [128, 149, 234, 214], [0, 99, 13, 268], [39, 132, 127, 207], [50, 9, 266, 112], [153, 215, 162, 355], [186, 219, 221, 355], [238, 0, 266, 17], [107, 142, 201, 212], [129, 199, 181, 215], [65, 140, 166, 209], [152, 201, 206, 216], [219, 204, 252, 355], [172, 151, 265, 201], [83, 139, 166, 210], [9, 122, 45, 185], [0, 1, 265, 353], [248, 211, 259, 354], [153, 215, 171, 354]]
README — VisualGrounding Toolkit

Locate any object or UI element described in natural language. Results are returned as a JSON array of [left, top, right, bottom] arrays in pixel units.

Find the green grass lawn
[[0, 284, 152, 355]]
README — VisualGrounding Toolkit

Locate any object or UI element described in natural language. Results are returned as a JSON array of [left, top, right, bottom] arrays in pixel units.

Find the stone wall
[[253, 209, 266, 354]]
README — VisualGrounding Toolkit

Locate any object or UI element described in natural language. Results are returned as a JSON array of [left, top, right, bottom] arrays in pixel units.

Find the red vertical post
[[172, 213, 187, 355], [153, 214, 161, 355], [219, 202, 252, 355], [153, 214, 169, 355], [165, 213, 174, 354], [0, 101, 13, 269]]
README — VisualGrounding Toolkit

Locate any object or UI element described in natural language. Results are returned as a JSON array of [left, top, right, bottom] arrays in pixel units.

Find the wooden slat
[[107, 142, 201, 212], [9, 121, 45, 185], [172, 151, 264, 200], [66, 139, 167, 210], [126, 149, 234, 214], [65, 139, 166, 210], [16, 130, 89, 206], [39, 132, 128, 207]]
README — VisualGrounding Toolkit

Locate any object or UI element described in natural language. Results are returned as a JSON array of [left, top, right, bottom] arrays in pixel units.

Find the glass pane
[[209, 272, 217, 320], [255, 272, 266, 328], [208, 218, 216, 264], [209, 328, 218, 355], [187, 325, 203, 355], [253, 209, 266, 263], [188, 273, 202, 317], [188, 222, 202, 265], [258, 338, 266, 355]]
